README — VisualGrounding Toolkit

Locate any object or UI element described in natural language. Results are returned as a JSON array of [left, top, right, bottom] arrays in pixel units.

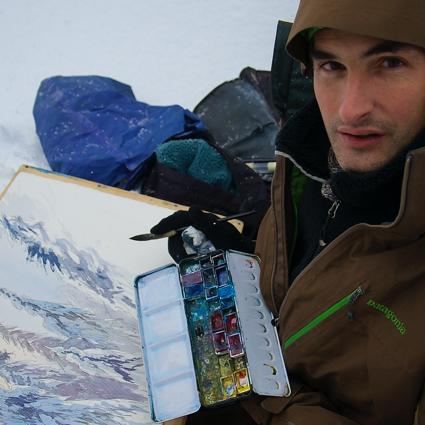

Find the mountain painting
[[0, 166, 180, 424]]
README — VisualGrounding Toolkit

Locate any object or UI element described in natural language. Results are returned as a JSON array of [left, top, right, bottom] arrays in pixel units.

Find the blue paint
[[0, 214, 151, 424], [1, 215, 119, 301], [0, 351, 11, 363]]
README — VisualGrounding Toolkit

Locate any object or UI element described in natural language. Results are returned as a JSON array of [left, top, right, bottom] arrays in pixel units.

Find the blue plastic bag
[[33, 75, 205, 187]]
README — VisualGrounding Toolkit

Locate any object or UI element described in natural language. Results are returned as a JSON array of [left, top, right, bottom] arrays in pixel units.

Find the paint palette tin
[[134, 250, 291, 422]]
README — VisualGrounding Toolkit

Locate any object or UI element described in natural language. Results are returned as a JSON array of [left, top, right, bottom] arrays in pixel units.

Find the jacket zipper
[[283, 287, 364, 349], [276, 221, 369, 336], [318, 199, 341, 247], [272, 154, 412, 346]]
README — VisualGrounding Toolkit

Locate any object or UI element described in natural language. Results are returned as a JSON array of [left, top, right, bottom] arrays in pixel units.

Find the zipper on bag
[[284, 287, 364, 349]]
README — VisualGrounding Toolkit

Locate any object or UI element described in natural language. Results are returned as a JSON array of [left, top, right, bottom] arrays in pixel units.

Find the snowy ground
[[0, 0, 298, 193]]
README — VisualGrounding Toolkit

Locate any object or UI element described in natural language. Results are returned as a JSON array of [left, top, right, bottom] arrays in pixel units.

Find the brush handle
[[130, 230, 177, 241], [129, 210, 255, 242]]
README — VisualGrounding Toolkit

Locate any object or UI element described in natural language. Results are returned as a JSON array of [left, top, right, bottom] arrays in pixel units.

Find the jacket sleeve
[[242, 379, 360, 425], [415, 383, 425, 425]]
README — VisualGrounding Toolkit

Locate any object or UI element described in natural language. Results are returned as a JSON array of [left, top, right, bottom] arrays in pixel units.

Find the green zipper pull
[[347, 286, 365, 320], [349, 287, 364, 304]]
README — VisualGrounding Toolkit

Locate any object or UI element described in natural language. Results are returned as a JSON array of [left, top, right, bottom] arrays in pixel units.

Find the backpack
[[192, 21, 314, 182], [139, 21, 314, 237]]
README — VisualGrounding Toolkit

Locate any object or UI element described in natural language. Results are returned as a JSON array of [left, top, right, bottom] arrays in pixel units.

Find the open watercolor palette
[[134, 250, 291, 422]]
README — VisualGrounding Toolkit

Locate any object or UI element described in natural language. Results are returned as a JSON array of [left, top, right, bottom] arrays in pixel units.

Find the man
[[152, 0, 425, 423]]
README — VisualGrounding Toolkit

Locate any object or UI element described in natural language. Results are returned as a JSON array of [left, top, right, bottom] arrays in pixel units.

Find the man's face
[[312, 29, 425, 172]]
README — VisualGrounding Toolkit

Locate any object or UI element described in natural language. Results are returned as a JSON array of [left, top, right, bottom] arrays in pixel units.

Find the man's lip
[[337, 129, 385, 148], [337, 127, 385, 137]]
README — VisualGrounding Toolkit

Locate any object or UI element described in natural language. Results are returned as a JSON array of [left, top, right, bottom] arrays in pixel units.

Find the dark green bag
[[271, 20, 314, 120]]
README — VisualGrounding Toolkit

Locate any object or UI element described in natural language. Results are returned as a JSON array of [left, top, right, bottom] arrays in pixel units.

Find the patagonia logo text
[[367, 300, 406, 335]]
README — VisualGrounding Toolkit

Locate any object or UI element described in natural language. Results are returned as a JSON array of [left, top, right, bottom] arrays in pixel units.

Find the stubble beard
[[326, 117, 399, 172]]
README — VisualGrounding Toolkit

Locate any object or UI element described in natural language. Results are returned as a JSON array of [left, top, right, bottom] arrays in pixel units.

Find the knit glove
[[150, 206, 255, 262]]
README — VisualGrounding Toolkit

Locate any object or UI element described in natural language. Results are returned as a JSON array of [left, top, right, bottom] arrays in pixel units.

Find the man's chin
[[336, 156, 392, 174]]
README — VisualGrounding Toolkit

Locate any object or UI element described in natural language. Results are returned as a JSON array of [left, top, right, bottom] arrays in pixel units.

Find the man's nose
[[338, 72, 374, 125]]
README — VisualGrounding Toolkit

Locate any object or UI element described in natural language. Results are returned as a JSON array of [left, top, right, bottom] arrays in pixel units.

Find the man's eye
[[320, 61, 344, 71], [382, 57, 405, 68]]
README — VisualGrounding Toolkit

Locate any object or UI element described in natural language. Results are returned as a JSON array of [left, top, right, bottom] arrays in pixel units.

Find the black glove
[[150, 206, 255, 262]]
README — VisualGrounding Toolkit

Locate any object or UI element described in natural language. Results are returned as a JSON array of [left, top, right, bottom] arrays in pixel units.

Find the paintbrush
[[130, 210, 256, 241]]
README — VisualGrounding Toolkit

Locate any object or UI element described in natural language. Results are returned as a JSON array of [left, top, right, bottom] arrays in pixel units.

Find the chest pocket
[[281, 288, 376, 419], [281, 287, 421, 424]]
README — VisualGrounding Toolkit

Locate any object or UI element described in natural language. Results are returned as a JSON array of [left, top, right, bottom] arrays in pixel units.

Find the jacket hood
[[286, 0, 425, 66], [275, 100, 330, 182]]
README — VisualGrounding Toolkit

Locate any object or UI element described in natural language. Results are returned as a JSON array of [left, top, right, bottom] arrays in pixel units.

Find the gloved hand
[[150, 206, 255, 262]]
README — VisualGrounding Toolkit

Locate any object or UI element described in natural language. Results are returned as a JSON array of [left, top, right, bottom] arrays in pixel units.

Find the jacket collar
[[275, 100, 329, 182], [390, 146, 425, 238]]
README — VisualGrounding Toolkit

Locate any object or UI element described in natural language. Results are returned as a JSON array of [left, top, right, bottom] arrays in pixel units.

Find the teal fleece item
[[155, 139, 233, 191]]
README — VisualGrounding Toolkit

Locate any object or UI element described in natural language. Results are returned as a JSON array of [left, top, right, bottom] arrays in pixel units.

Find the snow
[[0, 0, 299, 193]]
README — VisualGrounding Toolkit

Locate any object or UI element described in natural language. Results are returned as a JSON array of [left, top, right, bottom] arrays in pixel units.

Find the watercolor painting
[[0, 166, 181, 424]]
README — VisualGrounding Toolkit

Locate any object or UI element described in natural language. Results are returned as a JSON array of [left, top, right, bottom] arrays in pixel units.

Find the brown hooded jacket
[[252, 142, 425, 424], [247, 1, 425, 424]]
